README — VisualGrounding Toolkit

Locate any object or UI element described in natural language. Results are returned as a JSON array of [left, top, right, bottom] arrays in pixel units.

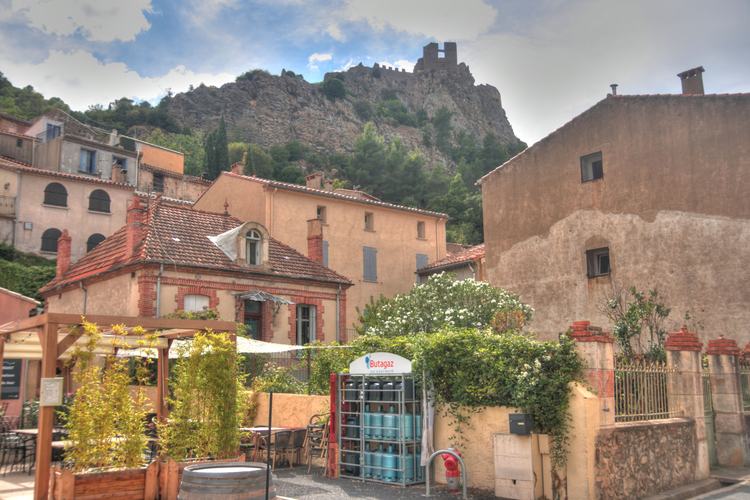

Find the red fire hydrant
[[441, 449, 462, 491]]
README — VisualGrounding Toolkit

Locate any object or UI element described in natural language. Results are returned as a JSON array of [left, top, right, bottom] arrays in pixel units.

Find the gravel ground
[[273, 467, 496, 499]]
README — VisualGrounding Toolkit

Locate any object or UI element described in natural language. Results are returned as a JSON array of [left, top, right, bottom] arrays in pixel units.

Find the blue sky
[[1, 0, 748, 143]]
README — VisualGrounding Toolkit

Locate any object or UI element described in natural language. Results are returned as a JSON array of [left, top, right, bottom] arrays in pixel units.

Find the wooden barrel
[[178, 462, 276, 499]]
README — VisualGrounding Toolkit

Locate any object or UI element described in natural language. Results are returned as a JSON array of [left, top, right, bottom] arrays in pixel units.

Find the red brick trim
[[706, 336, 741, 356], [158, 275, 338, 302], [137, 273, 157, 317], [569, 320, 613, 343], [665, 326, 703, 352], [174, 286, 219, 311]]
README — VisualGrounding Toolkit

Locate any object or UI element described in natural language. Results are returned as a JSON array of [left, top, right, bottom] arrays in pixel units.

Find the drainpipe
[[335, 284, 341, 342], [80, 281, 88, 314], [155, 263, 164, 318], [11, 170, 21, 248]]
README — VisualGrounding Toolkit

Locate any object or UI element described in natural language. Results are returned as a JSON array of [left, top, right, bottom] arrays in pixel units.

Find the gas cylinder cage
[[337, 373, 425, 486]]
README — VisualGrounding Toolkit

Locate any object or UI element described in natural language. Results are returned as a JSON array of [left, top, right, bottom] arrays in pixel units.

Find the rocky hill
[[164, 44, 521, 165]]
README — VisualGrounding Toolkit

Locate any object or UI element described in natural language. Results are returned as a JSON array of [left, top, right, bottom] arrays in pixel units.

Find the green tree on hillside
[[203, 117, 230, 180]]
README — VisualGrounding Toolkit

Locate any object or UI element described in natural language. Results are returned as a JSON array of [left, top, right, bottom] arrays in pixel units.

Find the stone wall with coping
[[595, 418, 697, 498]]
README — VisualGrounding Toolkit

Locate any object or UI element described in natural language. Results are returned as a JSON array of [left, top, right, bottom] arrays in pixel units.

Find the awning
[[117, 337, 350, 358], [235, 290, 294, 305]]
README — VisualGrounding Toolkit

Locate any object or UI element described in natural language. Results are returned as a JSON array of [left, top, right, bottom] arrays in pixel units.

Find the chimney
[[609, 83, 618, 96], [56, 230, 72, 279], [677, 66, 705, 95], [306, 172, 324, 190], [323, 178, 334, 191], [307, 218, 323, 263], [125, 195, 148, 259], [108, 129, 119, 146], [230, 161, 244, 175]]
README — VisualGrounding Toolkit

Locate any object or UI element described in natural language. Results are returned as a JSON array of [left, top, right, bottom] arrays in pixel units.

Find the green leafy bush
[[251, 363, 305, 394], [604, 286, 671, 361], [159, 331, 246, 460], [353, 100, 373, 120], [322, 77, 346, 100], [358, 273, 533, 336], [0, 243, 55, 301], [64, 322, 152, 471]]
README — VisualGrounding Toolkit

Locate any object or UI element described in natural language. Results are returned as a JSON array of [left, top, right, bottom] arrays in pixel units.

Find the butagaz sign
[[349, 352, 412, 375]]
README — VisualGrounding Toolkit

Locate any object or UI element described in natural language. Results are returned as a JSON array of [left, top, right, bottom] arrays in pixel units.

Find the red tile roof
[[0, 156, 134, 190], [419, 244, 484, 274], [41, 198, 351, 293], [214, 172, 448, 219]]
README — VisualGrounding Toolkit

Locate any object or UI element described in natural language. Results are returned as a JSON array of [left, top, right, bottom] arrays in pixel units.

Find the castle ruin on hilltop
[[364, 42, 468, 78]]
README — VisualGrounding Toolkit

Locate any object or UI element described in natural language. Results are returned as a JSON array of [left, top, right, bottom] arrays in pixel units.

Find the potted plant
[[157, 331, 249, 499], [49, 321, 159, 499]]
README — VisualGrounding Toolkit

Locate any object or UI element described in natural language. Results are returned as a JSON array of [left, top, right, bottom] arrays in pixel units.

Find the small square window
[[417, 221, 426, 239], [586, 247, 611, 278], [153, 173, 164, 192], [16, 138, 23, 148], [580, 152, 603, 182], [317, 205, 327, 223], [364, 212, 374, 231]]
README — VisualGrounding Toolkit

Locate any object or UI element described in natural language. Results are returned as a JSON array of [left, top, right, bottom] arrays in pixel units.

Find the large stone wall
[[595, 418, 697, 499]]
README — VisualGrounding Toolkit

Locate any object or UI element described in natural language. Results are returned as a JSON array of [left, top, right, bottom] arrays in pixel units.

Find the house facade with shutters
[[0, 156, 135, 262], [40, 195, 352, 344], [479, 69, 750, 343], [192, 167, 448, 335]]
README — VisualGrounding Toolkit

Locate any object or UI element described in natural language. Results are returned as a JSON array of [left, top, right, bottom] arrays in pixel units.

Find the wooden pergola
[[0, 313, 237, 500]]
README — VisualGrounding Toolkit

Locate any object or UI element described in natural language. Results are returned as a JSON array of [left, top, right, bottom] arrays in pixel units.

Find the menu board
[[40, 377, 64, 407], [1, 359, 21, 400]]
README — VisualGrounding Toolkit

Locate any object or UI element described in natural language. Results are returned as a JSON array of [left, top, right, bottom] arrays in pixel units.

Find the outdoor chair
[[305, 421, 328, 474], [284, 428, 307, 466], [272, 430, 292, 469]]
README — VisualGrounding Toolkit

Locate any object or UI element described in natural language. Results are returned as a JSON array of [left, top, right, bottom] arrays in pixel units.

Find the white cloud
[[341, 0, 496, 40], [9, 0, 153, 42], [377, 59, 415, 72], [335, 58, 355, 72], [0, 50, 235, 110], [326, 23, 345, 42], [307, 51, 333, 70]]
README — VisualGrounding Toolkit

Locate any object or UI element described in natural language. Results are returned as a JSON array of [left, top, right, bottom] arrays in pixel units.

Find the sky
[[0, 0, 748, 144]]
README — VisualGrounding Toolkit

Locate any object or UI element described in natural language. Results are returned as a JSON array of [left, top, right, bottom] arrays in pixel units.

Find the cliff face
[[165, 58, 520, 164]]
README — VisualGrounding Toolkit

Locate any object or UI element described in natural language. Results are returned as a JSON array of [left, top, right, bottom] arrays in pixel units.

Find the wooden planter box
[[158, 454, 246, 500], [49, 462, 159, 500]]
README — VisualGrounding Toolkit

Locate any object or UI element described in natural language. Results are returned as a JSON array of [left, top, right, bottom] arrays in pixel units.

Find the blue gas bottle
[[383, 405, 397, 440], [403, 453, 415, 482], [370, 405, 383, 439], [382, 444, 397, 482], [402, 411, 414, 440], [363, 404, 372, 439], [373, 444, 384, 479], [364, 447, 374, 478], [415, 413, 422, 440]]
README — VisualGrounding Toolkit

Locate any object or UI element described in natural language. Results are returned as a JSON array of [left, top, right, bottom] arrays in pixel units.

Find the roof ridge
[[224, 171, 448, 218]]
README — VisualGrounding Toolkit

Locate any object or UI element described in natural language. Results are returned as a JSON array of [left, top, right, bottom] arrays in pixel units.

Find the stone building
[[414, 42, 458, 72], [479, 68, 750, 343], [41, 195, 352, 344], [193, 168, 448, 336]]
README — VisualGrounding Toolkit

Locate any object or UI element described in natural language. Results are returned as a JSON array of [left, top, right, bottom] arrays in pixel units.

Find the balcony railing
[[0, 195, 15, 217]]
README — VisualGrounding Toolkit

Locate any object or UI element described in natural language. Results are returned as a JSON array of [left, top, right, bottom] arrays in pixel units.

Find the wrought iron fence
[[614, 360, 675, 422], [739, 360, 750, 412]]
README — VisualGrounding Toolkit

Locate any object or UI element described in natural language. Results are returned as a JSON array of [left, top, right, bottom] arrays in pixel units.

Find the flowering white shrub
[[357, 272, 533, 336]]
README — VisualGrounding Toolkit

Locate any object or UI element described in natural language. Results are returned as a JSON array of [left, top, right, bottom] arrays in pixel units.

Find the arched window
[[88, 189, 110, 213], [41, 228, 61, 253], [43, 182, 67, 207], [245, 229, 261, 265], [86, 233, 106, 252]]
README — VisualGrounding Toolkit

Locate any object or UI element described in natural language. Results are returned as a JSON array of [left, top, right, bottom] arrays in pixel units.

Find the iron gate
[[702, 371, 718, 467]]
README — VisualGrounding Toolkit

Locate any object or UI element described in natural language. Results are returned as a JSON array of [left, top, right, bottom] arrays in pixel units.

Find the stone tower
[[414, 42, 458, 72]]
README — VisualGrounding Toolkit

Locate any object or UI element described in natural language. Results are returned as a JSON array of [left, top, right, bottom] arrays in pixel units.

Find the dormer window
[[246, 229, 262, 265]]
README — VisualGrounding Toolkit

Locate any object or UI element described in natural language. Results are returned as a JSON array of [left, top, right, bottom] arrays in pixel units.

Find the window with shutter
[[184, 294, 210, 312], [43, 182, 67, 207], [416, 253, 429, 270], [88, 189, 111, 213], [296, 305, 316, 345], [41, 228, 61, 253], [363, 246, 377, 282], [580, 152, 604, 182], [86, 233, 105, 252]]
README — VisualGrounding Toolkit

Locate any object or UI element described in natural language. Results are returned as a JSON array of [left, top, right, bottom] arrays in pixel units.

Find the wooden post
[[34, 322, 58, 500], [156, 346, 168, 421]]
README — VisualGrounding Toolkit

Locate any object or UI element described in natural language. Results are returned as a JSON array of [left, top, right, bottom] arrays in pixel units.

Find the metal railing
[[739, 360, 750, 412], [0, 195, 15, 217], [614, 360, 675, 422]]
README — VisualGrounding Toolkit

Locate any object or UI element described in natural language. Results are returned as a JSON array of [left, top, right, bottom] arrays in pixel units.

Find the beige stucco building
[[479, 69, 750, 343], [0, 156, 135, 262], [41, 196, 352, 344], [193, 168, 448, 335]]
